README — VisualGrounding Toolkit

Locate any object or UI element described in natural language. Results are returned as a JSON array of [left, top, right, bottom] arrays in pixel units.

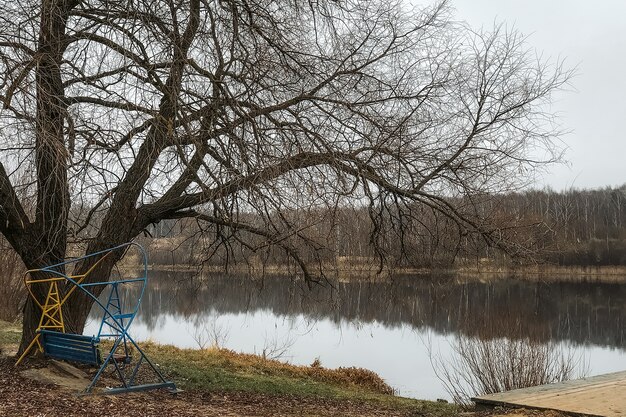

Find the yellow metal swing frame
[[15, 252, 111, 366]]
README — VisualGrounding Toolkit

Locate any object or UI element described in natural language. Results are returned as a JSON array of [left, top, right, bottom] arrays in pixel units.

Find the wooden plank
[[473, 371, 626, 417]]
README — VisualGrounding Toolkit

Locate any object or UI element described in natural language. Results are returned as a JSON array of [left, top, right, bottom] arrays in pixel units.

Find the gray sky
[[451, 0, 626, 190]]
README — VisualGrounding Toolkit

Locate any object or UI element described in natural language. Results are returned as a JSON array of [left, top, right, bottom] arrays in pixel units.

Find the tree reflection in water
[[128, 272, 626, 350]]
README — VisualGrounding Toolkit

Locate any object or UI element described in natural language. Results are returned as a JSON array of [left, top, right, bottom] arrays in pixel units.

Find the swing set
[[15, 242, 177, 394]]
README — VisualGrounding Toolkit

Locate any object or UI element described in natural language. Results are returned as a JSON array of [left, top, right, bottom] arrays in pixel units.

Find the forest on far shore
[[142, 185, 626, 269]]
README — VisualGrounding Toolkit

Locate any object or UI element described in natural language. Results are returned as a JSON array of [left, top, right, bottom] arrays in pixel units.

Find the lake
[[85, 271, 626, 400]]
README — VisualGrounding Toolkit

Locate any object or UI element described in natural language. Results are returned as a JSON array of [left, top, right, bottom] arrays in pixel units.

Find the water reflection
[[137, 273, 626, 347], [86, 272, 626, 399]]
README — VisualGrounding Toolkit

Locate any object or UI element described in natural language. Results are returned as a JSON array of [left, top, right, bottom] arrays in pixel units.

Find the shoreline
[[126, 262, 626, 283]]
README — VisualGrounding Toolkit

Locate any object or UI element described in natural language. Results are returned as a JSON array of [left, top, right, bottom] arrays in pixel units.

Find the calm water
[[86, 272, 626, 400]]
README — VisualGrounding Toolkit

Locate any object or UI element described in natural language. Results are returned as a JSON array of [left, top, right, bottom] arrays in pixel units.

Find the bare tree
[[0, 0, 570, 353]]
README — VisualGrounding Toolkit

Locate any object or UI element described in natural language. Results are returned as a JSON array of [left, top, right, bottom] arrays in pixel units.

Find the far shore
[[120, 259, 626, 283]]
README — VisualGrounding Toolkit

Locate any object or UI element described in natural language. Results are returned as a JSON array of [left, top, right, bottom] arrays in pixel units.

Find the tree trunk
[[16, 0, 73, 355]]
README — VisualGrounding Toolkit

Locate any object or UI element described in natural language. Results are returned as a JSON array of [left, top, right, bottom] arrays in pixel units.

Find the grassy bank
[[0, 320, 458, 416], [144, 343, 457, 414]]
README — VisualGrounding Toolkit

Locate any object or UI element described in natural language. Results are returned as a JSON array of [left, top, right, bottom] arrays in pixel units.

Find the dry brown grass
[[150, 343, 394, 395]]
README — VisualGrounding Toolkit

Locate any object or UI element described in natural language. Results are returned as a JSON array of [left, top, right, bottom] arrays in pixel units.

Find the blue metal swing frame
[[32, 242, 176, 394]]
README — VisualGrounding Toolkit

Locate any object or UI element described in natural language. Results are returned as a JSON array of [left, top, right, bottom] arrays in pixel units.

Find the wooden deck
[[472, 371, 626, 417]]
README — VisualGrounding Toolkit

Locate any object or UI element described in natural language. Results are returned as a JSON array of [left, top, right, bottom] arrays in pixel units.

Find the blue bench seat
[[39, 330, 102, 366]]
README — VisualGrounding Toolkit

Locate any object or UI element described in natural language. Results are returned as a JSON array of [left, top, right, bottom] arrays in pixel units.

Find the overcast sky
[[450, 0, 626, 190]]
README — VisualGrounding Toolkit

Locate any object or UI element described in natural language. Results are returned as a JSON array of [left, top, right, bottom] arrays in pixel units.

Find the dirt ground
[[0, 357, 566, 417]]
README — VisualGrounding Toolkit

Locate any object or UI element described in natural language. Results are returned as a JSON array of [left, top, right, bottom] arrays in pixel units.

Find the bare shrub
[[190, 315, 230, 350], [259, 332, 296, 361], [0, 240, 25, 321], [433, 336, 588, 405]]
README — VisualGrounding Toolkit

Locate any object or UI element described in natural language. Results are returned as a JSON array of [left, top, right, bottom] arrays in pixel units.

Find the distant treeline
[[524, 186, 626, 266], [144, 185, 626, 269]]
